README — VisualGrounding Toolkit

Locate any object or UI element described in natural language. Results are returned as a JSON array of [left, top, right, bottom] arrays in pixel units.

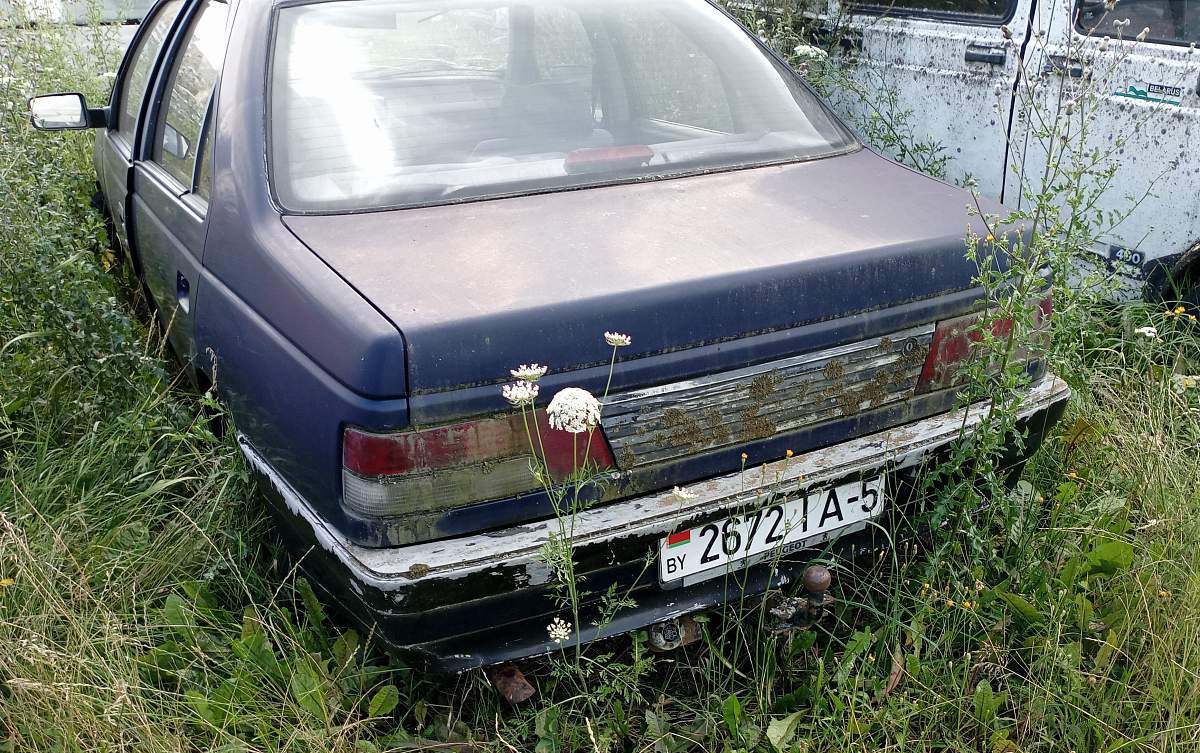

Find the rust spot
[[823, 381, 862, 417], [737, 370, 782, 442], [703, 409, 730, 445], [899, 341, 929, 368], [837, 390, 860, 416], [878, 336, 893, 352], [407, 563, 430, 578], [795, 380, 811, 403], [739, 407, 777, 441], [860, 378, 889, 409], [659, 407, 707, 449], [749, 369, 782, 401], [823, 359, 845, 381], [619, 446, 638, 469]]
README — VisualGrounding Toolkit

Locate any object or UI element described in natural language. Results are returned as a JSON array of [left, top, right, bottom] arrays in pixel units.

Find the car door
[[93, 0, 184, 261], [839, 0, 1033, 197], [1010, 0, 1200, 293], [131, 0, 230, 366]]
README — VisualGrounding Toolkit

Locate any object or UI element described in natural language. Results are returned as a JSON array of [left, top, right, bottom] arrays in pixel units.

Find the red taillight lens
[[342, 412, 615, 519], [916, 291, 1052, 393]]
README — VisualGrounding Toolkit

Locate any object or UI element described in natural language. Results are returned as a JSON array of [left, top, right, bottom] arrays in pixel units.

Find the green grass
[[3, 16, 1200, 753]]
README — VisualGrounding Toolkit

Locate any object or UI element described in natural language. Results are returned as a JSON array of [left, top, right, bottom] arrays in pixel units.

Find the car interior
[[271, 2, 845, 210]]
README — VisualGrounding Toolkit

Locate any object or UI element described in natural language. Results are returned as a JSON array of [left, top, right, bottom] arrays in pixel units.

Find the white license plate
[[658, 475, 885, 586]]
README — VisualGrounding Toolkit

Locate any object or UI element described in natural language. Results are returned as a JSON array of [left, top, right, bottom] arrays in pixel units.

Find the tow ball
[[767, 564, 834, 633]]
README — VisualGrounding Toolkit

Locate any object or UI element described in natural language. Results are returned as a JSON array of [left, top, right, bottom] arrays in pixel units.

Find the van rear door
[[1007, 0, 1200, 294], [839, 0, 1032, 199]]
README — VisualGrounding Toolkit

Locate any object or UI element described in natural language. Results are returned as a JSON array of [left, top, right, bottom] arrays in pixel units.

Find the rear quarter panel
[[191, 0, 409, 532]]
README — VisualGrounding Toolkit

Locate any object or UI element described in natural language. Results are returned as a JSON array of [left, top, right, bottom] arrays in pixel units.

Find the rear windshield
[[270, 0, 857, 212]]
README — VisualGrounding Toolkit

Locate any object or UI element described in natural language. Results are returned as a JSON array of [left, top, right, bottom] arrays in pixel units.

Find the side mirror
[[28, 93, 106, 130]]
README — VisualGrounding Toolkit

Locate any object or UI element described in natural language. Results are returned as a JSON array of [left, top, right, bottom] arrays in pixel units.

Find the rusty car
[[30, 0, 1069, 670]]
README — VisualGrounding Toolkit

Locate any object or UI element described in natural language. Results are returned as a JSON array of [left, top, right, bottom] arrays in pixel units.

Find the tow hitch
[[768, 565, 834, 633]]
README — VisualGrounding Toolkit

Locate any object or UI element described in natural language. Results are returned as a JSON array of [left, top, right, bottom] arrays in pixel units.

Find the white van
[[771, 0, 1200, 303], [0, 0, 149, 48]]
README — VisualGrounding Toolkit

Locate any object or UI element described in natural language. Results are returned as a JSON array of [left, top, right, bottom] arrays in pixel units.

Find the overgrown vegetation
[[3, 4, 1200, 752]]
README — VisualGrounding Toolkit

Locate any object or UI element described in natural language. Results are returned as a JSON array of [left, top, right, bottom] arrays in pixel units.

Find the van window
[[858, 0, 1013, 19], [1077, 0, 1198, 45]]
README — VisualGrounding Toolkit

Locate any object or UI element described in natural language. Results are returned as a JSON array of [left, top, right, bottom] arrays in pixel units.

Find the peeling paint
[[605, 325, 935, 467], [238, 374, 1070, 595]]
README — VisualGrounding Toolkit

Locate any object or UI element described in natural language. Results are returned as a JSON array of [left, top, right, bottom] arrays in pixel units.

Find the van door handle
[[1043, 54, 1086, 78], [965, 45, 1006, 65]]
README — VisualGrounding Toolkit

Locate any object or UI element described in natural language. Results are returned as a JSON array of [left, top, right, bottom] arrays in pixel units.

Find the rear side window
[[270, 0, 856, 213], [856, 0, 1013, 20], [153, 0, 230, 190], [116, 0, 182, 140], [1077, 0, 1199, 45]]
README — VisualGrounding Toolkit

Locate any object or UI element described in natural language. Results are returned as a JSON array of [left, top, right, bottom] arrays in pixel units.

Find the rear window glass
[[269, 0, 856, 213]]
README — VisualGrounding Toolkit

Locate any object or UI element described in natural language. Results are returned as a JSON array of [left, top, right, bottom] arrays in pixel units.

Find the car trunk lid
[[283, 149, 1000, 425]]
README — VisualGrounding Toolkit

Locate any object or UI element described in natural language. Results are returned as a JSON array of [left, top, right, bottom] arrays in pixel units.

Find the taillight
[[916, 291, 1052, 393], [342, 412, 615, 519]]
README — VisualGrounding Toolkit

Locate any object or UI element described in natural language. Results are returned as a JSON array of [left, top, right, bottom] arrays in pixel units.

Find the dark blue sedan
[[31, 0, 1069, 671]]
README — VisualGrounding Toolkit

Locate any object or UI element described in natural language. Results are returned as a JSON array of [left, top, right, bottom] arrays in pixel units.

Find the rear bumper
[[244, 374, 1070, 673]]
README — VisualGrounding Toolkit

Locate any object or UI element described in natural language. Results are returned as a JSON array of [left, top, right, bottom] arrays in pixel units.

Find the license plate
[[658, 475, 885, 586]]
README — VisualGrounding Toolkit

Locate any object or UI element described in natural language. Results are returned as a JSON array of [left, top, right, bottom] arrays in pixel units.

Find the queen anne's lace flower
[[604, 331, 632, 348], [501, 381, 539, 407], [510, 363, 548, 382], [1136, 26, 1150, 41], [792, 43, 828, 61], [547, 617, 572, 643], [672, 486, 698, 501], [1171, 374, 1198, 394], [546, 387, 601, 433], [1134, 326, 1159, 339]]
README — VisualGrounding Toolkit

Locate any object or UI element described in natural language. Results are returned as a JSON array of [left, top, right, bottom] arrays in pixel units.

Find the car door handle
[[965, 45, 1006, 65], [176, 271, 191, 314]]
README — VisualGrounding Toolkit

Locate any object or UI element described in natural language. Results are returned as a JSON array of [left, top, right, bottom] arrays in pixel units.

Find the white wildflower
[[547, 617, 572, 643], [792, 43, 828, 61], [1099, 35, 1110, 51], [501, 381, 539, 407], [1171, 374, 1198, 394], [1000, 24, 1012, 39], [672, 486, 699, 501], [546, 387, 601, 433], [604, 331, 632, 347], [510, 363, 548, 382], [1134, 325, 1158, 339], [1103, 0, 1117, 10], [1136, 26, 1149, 41]]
